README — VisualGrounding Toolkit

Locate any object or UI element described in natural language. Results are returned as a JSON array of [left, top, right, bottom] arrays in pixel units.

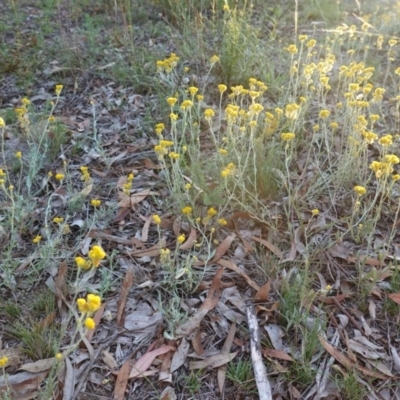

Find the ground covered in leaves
[[1, 0, 400, 399]]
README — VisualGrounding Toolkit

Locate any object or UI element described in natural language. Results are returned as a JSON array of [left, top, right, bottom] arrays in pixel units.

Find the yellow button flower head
[[77, 298, 88, 312], [204, 109, 215, 121], [281, 132, 296, 141], [33, 235, 42, 244], [378, 135, 393, 147], [86, 294, 102, 312], [0, 356, 8, 368], [306, 39, 317, 48], [177, 234, 186, 244], [210, 55, 220, 64], [286, 44, 298, 54], [84, 318, 96, 330], [55, 84, 63, 96], [88, 245, 106, 267], [392, 174, 400, 181], [184, 183, 192, 190], [91, 199, 101, 207], [182, 206, 192, 215], [53, 217, 64, 224], [354, 185, 366, 196], [152, 214, 161, 225], [311, 209, 319, 216], [75, 256, 91, 270], [207, 207, 217, 217], [188, 87, 198, 96], [55, 173, 64, 181], [0, 118, 5, 128], [384, 154, 400, 164], [167, 97, 177, 107], [319, 109, 330, 119], [55, 353, 63, 361], [218, 148, 228, 156], [218, 218, 227, 226], [15, 151, 22, 159], [299, 34, 308, 42], [218, 84, 227, 94]]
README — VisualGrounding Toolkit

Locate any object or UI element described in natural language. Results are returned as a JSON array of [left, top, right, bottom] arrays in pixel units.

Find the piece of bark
[[245, 300, 272, 400]]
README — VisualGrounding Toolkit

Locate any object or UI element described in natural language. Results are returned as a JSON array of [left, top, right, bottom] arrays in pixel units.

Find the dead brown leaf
[[255, 281, 271, 302], [251, 236, 283, 258], [388, 293, 400, 305], [128, 237, 167, 257], [217, 322, 237, 393], [319, 336, 391, 380], [189, 351, 238, 370], [262, 348, 294, 362], [211, 233, 236, 262], [129, 345, 175, 379], [117, 266, 134, 327], [217, 259, 260, 291], [19, 358, 56, 373], [176, 267, 224, 337], [113, 359, 131, 400]]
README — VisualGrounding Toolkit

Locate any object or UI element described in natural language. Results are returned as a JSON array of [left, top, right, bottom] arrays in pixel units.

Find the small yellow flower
[[218, 218, 227, 225], [182, 206, 192, 215], [354, 186, 366, 196], [152, 214, 161, 225], [170, 113, 178, 121], [392, 174, 400, 181], [75, 256, 91, 270], [53, 217, 64, 224], [385, 154, 400, 164], [188, 87, 198, 96], [378, 135, 393, 147], [0, 118, 5, 128], [311, 209, 319, 216], [286, 44, 298, 54], [84, 318, 96, 330], [319, 109, 330, 119], [306, 39, 317, 48], [33, 235, 42, 244], [299, 35, 308, 42], [184, 183, 192, 190], [197, 94, 204, 102], [86, 294, 102, 312], [91, 199, 101, 207], [281, 132, 295, 141], [218, 84, 227, 94], [207, 207, 217, 217], [0, 356, 8, 368], [177, 234, 186, 244], [167, 97, 177, 107], [218, 148, 228, 156], [15, 151, 22, 159], [88, 245, 106, 267], [204, 109, 215, 120], [210, 55, 220, 64], [55, 84, 63, 96], [55, 353, 63, 361], [55, 173, 65, 181]]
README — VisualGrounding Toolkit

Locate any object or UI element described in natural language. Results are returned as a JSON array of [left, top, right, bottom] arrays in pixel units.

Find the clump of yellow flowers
[[76, 293, 102, 330], [75, 244, 107, 270]]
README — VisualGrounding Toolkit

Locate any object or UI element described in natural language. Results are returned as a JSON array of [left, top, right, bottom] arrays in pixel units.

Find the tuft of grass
[[226, 358, 257, 395]]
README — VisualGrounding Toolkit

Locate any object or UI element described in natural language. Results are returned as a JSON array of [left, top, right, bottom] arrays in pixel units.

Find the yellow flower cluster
[[370, 155, 400, 178], [378, 134, 393, 147], [204, 108, 215, 121], [0, 356, 8, 368], [154, 140, 174, 157], [152, 214, 161, 225], [285, 103, 300, 120], [123, 173, 134, 195], [354, 186, 366, 196], [156, 53, 180, 73], [53, 217, 64, 224], [15, 98, 31, 134], [91, 199, 101, 207], [75, 244, 106, 270], [88, 245, 107, 267], [0, 117, 5, 128], [281, 132, 296, 142], [32, 235, 42, 244], [155, 123, 165, 136], [221, 163, 235, 178], [80, 166, 91, 184], [76, 293, 102, 331], [182, 206, 192, 215], [180, 99, 193, 111], [55, 84, 63, 96]]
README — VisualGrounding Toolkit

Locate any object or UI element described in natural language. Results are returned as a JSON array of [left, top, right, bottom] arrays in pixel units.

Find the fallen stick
[[245, 300, 272, 400]]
